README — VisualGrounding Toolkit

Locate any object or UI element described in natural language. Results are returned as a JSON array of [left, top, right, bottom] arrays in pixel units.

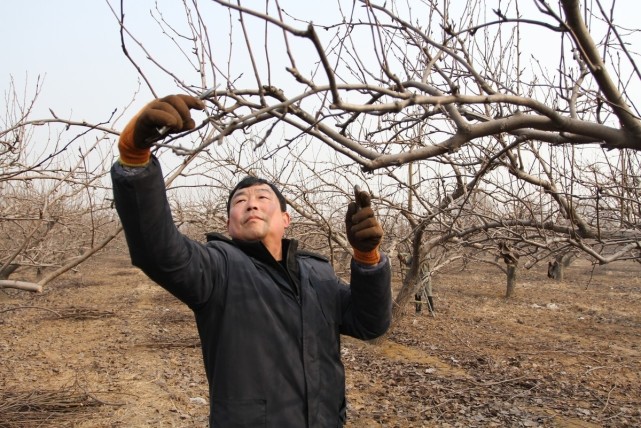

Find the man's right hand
[[118, 94, 205, 166], [345, 187, 383, 265]]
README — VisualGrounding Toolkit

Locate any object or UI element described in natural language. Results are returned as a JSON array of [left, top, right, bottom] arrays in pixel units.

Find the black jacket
[[111, 158, 392, 427]]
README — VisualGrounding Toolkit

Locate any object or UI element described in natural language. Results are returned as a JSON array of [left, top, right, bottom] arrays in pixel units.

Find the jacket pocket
[[211, 398, 266, 427]]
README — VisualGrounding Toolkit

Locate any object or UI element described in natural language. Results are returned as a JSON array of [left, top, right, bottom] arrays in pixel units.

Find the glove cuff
[[117, 117, 151, 166], [352, 247, 381, 265]]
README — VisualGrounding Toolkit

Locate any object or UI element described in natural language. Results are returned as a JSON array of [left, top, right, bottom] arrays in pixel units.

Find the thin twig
[[0, 306, 62, 317]]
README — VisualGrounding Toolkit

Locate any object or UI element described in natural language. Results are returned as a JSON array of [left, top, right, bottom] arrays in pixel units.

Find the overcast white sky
[[4, 2, 120, 120], [2, 1, 189, 124]]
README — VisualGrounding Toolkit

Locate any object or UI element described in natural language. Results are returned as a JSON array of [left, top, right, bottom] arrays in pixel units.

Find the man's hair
[[227, 176, 287, 214]]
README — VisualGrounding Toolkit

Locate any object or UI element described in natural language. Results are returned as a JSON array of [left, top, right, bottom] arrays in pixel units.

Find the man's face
[[227, 184, 290, 245]]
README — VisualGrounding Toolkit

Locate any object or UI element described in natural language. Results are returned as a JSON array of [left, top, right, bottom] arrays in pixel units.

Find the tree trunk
[[555, 262, 564, 281], [505, 263, 517, 298], [548, 253, 574, 281]]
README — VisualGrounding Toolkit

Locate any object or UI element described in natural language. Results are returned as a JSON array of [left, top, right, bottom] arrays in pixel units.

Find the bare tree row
[[2, 1, 640, 324]]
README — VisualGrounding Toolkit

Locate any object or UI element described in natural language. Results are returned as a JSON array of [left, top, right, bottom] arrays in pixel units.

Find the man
[[111, 94, 392, 427]]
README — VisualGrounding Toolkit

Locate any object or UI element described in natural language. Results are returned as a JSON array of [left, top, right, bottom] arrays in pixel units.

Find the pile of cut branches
[[0, 384, 104, 427], [46, 307, 115, 321]]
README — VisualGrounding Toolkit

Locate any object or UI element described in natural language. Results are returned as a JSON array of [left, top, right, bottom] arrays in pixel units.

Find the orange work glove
[[118, 94, 205, 166], [345, 187, 383, 265]]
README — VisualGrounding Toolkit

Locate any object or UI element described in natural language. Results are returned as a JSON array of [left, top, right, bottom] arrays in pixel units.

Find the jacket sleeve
[[111, 157, 223, 308], [339, 254, 392, 340]]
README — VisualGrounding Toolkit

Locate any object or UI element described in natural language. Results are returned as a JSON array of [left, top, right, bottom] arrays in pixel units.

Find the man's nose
[[245, 196, 259, 210]]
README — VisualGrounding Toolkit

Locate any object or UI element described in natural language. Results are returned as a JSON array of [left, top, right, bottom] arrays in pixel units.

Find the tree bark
[[505, 264, 517, 298]]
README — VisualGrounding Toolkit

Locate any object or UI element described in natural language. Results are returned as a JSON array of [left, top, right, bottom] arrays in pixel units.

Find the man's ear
[[282, 212, 291, 228]]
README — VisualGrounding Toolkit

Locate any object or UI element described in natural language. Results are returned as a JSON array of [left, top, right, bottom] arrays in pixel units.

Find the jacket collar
[[205, 232, 299, 270], [206, 233, 302, 297]]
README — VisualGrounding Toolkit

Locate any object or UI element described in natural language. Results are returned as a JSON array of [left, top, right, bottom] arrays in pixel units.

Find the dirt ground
[[1, 248, 640, 427]]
